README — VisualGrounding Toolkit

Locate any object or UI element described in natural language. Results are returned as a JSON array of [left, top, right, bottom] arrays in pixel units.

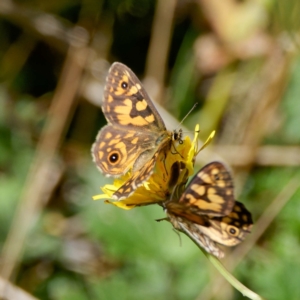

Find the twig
[[0, 41, 89, 282], [145, 0, 176, 103]]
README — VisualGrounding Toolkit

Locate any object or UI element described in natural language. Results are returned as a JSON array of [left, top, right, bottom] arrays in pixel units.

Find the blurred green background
[[1, 0, 300, 299]]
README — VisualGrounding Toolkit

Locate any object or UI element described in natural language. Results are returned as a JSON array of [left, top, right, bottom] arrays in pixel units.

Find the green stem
[[201, 249, 265, 300]]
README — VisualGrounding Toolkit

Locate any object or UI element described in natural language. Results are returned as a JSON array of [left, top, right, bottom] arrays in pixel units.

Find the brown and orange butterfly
[[163, 161, 253, 258], [92, 62, 180, 200]]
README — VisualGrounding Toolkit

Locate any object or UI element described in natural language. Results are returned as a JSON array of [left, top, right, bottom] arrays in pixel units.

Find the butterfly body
[[164, 162, 253, 258], [92, 62, 177, 199]]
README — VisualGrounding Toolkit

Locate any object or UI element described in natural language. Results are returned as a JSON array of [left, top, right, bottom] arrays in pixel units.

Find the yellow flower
[[93, 125, 215, 209]]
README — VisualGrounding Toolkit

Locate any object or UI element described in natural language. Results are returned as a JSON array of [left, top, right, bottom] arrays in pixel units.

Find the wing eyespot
[[121, 82, 128, 89], [227, 225, 239, 236], [109, 152, 121, 164]]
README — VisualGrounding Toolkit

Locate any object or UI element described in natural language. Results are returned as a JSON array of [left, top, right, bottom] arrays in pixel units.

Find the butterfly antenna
[[175, 102, 198, 131]]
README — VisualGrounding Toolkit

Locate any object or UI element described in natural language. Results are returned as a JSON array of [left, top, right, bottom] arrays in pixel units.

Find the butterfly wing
[[166, 201, 252, 256], [112, 150, 160, 199], [201, 201, 253, 246], [164, 162, 252, 256], [92, 62, 172, 179], [92, 125, 162, 176], [103, 62, 166, 132], [167, 212, 225, 258], [178, 161, 235, 217]]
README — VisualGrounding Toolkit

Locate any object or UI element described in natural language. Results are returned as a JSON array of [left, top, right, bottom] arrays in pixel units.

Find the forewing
[[103, 62, 166, 132], [179, 161, 235, 217]]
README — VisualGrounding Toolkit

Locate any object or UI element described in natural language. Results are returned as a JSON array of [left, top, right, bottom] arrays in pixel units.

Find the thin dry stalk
[[145, 0, 176, 103], [0, 34, 36, 83], [0, 43, 89, 283]]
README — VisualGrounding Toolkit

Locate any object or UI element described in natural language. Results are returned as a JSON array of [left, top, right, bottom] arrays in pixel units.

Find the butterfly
[[92, 62, 180, 200], [162, 161, 253, 258]]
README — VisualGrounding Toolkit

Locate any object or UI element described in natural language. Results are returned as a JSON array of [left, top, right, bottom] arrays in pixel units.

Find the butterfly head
[[172, 128, 183, 144]]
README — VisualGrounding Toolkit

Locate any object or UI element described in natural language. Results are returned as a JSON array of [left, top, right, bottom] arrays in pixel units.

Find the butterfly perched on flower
[[92, 62, 181, 200], [162, 161, 253, 258]]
